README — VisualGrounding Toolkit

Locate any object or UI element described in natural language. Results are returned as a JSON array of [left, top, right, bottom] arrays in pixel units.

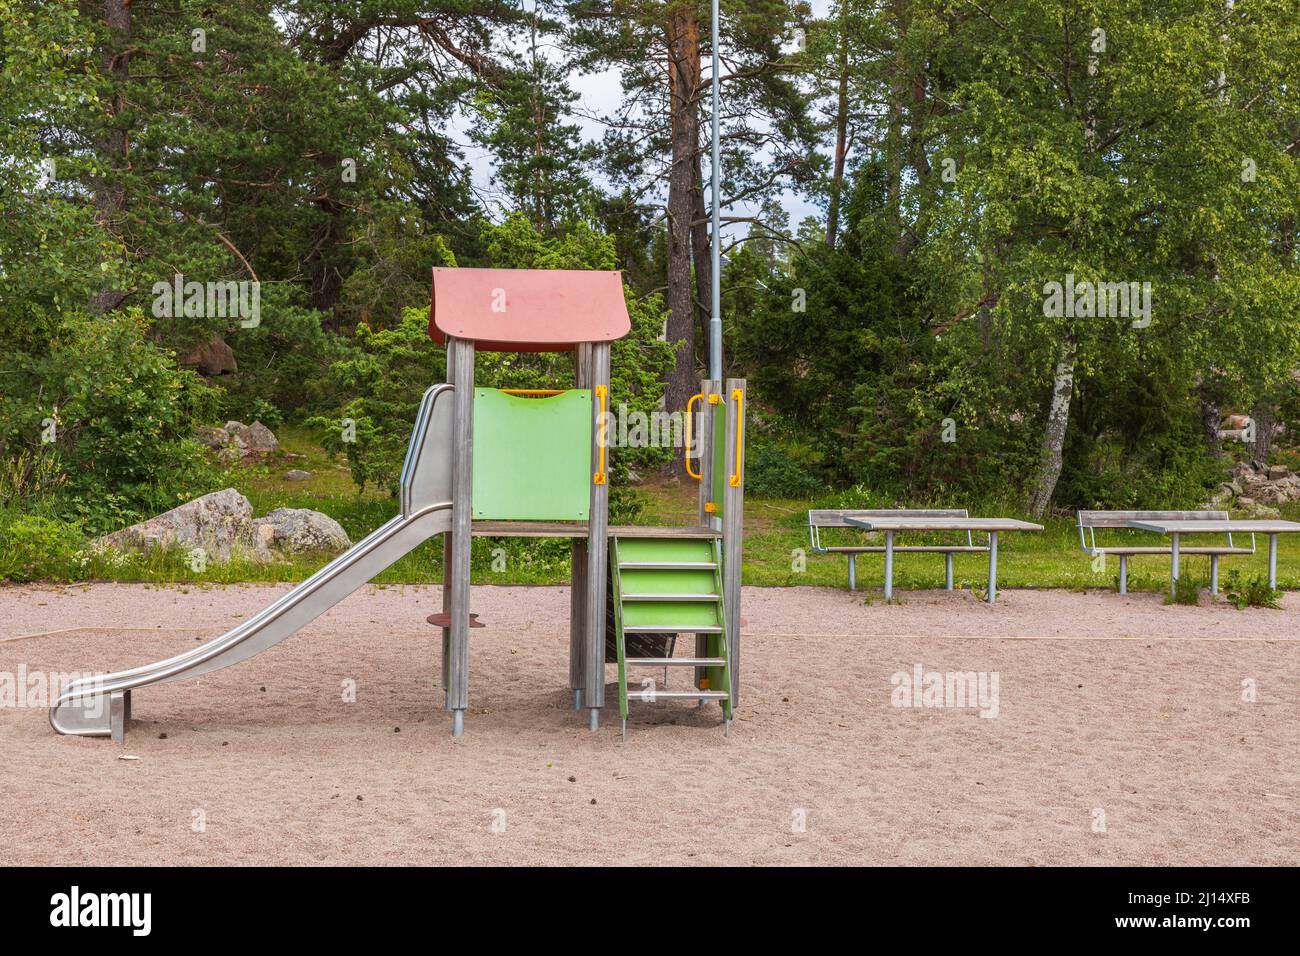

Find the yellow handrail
[[593, 385, 608, 485], [729, 387, 745, 487], [684, 392, 704, 480]]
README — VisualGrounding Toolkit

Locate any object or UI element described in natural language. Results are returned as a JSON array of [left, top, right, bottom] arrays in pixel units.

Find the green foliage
[[0, 513, 85, 583], [1223, 570, 1282, 610], [1166, 573, 1204, 607], [0, 311, 222, 528], [744, 445, 828, 499]]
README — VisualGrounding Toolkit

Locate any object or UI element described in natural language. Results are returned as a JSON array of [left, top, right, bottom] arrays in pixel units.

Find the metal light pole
[[708, 0, 722, 381]]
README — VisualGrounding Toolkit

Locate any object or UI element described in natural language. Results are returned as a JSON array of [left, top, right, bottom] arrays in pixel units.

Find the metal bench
[[808, 509, 989, 591], [1077, 510, 1255, 594]]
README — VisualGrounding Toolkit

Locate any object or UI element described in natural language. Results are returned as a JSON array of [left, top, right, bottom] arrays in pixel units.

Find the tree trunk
[[664, 6, 703, 440], [825, 31, 850, 248], [1198, 393, 1223, 458], [89, 0, 132, 315], [1027, 340, 1077, 517], [1248, 397, 1276, 465]]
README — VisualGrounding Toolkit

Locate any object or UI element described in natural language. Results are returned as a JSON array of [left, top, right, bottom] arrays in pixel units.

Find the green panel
[[615, 537, 715, 564], [621, 601, 721, 629], [471, 388, 591, 520], [711, 402, 727, 517]]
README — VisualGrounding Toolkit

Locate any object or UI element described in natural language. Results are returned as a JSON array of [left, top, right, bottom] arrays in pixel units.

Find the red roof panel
[[429, 267, 631, 352]]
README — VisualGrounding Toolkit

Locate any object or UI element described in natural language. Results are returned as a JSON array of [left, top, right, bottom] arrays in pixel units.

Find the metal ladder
[[610, 534, 732, 737]]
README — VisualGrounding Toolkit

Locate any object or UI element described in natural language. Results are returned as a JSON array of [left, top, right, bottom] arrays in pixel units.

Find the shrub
[[0, 513, 85, 582], [744, 445, 827, 499], [0, 310, 223, 526], [1223, 571, 1282, 610]]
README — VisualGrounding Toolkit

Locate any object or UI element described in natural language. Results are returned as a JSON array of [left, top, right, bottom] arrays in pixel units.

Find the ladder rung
[[622, 593, 719, 602], [626, 657, 726, 667], [625, 690, 730, 701], [619, 561, 717, 570], [623, 624, 723, 634]]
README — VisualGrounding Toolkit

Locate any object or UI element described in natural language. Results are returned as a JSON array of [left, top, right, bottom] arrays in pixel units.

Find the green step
[[610, 532, 731, 736]]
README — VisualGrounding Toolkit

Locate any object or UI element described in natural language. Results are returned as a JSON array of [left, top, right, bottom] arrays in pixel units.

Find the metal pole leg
[[1118, 554, 1127, 595], [1268, 535, 1278, 591], [987, 535, 998, 600], [848, 554, 856, 592], [945, 553, 954, 591], [884, 532, 894, 601], [1170, 533, 1180, 597], [1210, 555, 1219, 595], [572, 689, 583, 711]]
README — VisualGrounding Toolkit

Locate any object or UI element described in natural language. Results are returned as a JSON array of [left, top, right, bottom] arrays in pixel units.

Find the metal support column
[[584, 343, 612, 729], [721, 378, 745, 707], [444, 337, 475, 735]]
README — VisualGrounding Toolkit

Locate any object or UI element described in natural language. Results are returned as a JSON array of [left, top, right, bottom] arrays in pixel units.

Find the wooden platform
[[471, 522, 720, 539]]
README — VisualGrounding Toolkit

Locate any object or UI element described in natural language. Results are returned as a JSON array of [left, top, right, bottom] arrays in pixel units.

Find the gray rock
[[241, 421, 280, 454], [1267, 464, 1290, 480], [251, 508, 351, 557], [195, 426, 230, 450], [95, 488, 254, 562], [285, 469, 313, 481]]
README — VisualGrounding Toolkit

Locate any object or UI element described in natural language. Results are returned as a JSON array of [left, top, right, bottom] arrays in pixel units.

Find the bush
[[1223, 571, 1282, 610], [0, 310, 223, 527], [0, 513, 85, 582], [744, 445, 827, 499]]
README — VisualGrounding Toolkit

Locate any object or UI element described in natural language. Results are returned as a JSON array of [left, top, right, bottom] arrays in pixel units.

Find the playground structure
[[48, 268, 746, 742]]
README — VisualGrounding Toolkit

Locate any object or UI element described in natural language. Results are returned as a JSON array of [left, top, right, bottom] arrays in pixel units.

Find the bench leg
[[1268, 534, 1278, 591], [945, 553, 954, 590], [1210, 555, 1219, 595], [987, 532, 999, 604], [1169, 533, 1180, 597], [1118, 555, 1127, 595], [847, 554, 856, 592], [883, 532, 894, 601]]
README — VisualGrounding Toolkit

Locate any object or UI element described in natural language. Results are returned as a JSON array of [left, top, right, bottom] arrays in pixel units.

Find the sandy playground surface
[[0, 583, 1296, 866]]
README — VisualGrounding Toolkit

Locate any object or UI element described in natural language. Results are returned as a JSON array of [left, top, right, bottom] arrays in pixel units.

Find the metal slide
[[49, 384, 457, 741]]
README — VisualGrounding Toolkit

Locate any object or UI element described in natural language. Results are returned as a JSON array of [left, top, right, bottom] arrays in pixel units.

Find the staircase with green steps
[[610, 534, 732, 737]]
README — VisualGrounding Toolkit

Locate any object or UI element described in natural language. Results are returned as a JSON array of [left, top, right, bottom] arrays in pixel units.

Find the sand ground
[[1, 583, 1296, 866]]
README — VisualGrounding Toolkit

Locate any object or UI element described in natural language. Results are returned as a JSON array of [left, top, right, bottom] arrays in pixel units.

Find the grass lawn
[[39, 424, 1300, 598]]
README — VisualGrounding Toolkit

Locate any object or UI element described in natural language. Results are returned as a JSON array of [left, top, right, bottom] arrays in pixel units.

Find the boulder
[[195, 426, 230, 450], [95, 490, 349, 564], [284, 469, 313, 481], [223, 420, 279, 455], [95, 488, 253, 562], [179, 336, 238, 376], [251, 509, 350, 557], [1267, 464, 1291, 480]]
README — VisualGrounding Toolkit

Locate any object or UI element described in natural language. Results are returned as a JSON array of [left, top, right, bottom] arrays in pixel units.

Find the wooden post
[[569, 343, 592, 710], [722, 377, 746, 707], [584, 342, 612, 729], [444, 336, 475, 736]]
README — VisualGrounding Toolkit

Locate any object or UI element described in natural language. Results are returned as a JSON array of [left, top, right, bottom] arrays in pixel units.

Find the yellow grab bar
[[684, 393, 704, 480], [729, 387, 744, 487], [593, 385, 608, 485]]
